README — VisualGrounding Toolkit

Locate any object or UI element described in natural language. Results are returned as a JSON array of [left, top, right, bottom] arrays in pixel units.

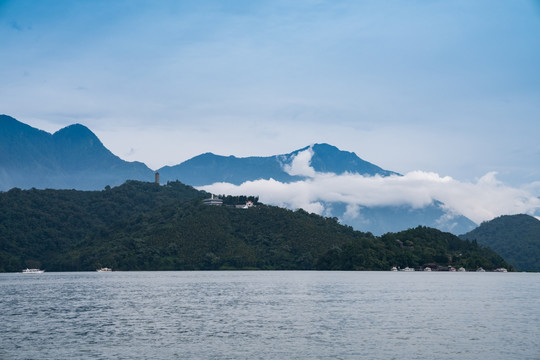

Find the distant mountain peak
[[55, 123, 91, 132], [53, 123, 99, 141], [51, 123, 109, 162], [281, 142, 399, 177], [0, 115, 153, 190]]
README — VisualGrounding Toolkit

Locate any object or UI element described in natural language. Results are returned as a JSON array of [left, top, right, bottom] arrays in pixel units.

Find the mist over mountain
[[157, 143, 398, 186], [0, 115, 499, 235], [0, 115, 153, 190], [190, 145, 477, 235], [319, 200, 476, 236]]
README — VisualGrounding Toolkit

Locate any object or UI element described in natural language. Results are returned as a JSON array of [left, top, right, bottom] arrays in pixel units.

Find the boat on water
[[476, 267, 486, 272], [391, 266, 398, 271], [458, 267, 466, 272], [401, 267, 415, 272], [22, 268, 44, 274], [494, 268, 508, 272], [96, 267, 112, 272]]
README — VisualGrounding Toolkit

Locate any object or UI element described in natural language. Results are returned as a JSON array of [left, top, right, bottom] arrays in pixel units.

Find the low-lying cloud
[[199, 149, 540, 225]]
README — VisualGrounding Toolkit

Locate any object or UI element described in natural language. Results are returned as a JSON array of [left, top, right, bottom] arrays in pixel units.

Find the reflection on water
[[1, 271, 539, 359]]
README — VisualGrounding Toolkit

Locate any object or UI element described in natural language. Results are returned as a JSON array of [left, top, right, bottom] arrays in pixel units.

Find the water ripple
[[1, 271, 539, 359]]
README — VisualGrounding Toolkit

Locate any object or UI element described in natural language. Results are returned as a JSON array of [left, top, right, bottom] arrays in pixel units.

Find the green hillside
[[460, 214, 540, 271], [316, 226, 509, 271], [0, 181, 510, 272], [0, 181, 203, 271]]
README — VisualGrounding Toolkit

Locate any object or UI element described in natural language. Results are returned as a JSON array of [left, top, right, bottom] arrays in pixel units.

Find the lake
[[1, 271, 539, 359]]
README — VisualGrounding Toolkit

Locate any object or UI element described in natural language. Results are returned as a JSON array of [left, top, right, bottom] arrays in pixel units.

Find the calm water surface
[[1, 271, 539, 359]]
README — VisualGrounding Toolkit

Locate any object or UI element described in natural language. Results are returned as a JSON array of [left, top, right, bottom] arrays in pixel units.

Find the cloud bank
[[199, 149, 540, 225]]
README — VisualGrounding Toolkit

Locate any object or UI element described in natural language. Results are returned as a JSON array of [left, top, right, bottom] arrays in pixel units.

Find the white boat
[[476, 267, 486, 272], [22, 268, 44, 274], [424, 267, 431, 271], [391, 266, 398, 271], [97, 267, 112, 272], [401, 267, 415, 272], [494, 268, 508, 272], [458, 267, 466, 272]]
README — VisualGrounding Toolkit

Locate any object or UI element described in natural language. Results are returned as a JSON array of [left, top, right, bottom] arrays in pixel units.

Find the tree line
[[0, 181, 510, 272]]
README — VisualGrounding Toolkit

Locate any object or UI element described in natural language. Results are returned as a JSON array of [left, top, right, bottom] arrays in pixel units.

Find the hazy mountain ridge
[[460, 214, 540, 271], [1, 115, 394, 190], [0, 115, 477, 235], [158, 152, 302, 186], [284, 143, 399, 177], [157, 143, 398, 186], [0, 115, 153, 190]]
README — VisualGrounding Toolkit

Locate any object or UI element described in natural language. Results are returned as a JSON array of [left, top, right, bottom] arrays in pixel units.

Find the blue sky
[[1, 0, 539, 189]]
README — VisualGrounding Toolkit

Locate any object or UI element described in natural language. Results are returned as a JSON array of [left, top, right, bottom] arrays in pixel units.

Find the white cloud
[[199, 169, 540, 225], [343, 203, 361, 220], [282, 146, 316, 177]]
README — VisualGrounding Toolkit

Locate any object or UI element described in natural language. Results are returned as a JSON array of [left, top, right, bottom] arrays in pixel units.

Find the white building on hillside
[[203, 194, 223, 206]]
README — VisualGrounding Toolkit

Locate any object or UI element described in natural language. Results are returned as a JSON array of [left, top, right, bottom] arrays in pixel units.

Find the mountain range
[[0, 115, 153, 190], [0, 115, 476, 235], [1, 115, 394, 189], [158, 143, 398, 186]]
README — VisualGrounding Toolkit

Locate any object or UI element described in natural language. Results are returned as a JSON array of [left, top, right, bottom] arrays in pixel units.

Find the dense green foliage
[[0, 181, 510, 272], [78, 205, 364, 271], [316, 226, 510, 271], [0, 181, 203, 271], [460, 214, 540, 271]]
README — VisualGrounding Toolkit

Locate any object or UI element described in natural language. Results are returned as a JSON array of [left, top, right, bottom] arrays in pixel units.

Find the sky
[[1, 0, 540, 223]]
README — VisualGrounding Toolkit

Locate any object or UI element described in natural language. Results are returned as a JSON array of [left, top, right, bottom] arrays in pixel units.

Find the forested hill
[[460, 214, 540, 271], [0, 181, 509, 272], [0, 181, 203, 271]]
